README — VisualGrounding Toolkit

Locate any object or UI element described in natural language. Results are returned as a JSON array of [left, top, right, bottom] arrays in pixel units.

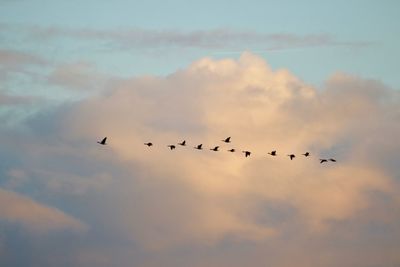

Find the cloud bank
[[1, 52, 399, 266]]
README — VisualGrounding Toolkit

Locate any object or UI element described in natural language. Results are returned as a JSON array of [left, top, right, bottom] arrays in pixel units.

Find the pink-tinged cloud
[[2, 53, 398, 266], [0, 49, 45, 67], [0, 49, 46, 83], [0, 188, 87, 233], [43, 52, 397, 249], [10, 24, 370, 50]]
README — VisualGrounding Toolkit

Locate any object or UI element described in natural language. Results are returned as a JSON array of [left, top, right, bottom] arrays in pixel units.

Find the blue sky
[[1, 1, 400, 267], [1, 0, 399, 88]]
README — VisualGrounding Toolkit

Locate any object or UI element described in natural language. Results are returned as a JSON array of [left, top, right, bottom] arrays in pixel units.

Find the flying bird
[[288, 154, 295, 160], [194, 144, 203, 150], [210, 146, 219, 151], [228, 149, 235, 152], [167, 145, 176, 150], [320, 159, 328, 164], [329, 158, 337, 162], [97, 137, 107, 145], [242, 151, 251, 157], [302, 152, 310, 157], [178, 140, 186, 146], [222, 137, 231, 143], [144, 142, 153, 147], [268, 150, 277, 156]]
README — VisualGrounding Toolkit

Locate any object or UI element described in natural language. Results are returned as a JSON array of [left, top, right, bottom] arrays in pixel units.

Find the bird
[[329, 158, 337, 162], [222, 137, 231, 143], [302, 152, 310, 157], [178, 140, 186, 146], [167, 145, 176, 150], [228, 149, 235, 152], [242, 151, 251, 157], [194, 144, 203, 150], [144, 142, 153, 147], [210, 146, 219, 151], [288, 154, 295, 160], [268, 150, 277, 156], [320, 159, 328, 164], [97, 137, 107, 145]]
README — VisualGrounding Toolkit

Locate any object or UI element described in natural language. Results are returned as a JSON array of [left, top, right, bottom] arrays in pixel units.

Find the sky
[[0, 1, 400, 266]]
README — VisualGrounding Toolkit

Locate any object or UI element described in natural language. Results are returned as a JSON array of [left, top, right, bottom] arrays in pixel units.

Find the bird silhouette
[[320, 159, 328, 164], [97, 137, 107, 145], [329, 158, 337, 162], [210, 146, 219, 151], [288, 154, 295, 160], [144, 142, 153, 147], [302, 152, 310, 157], [222, 137, 231, 143], [194, 144, 203, 150], [178, 140, 186, 146], [242, 151, 251, 157], [228, 149, 235, 152], [268, 150, 277, 156], [167, 145, 176, 150]]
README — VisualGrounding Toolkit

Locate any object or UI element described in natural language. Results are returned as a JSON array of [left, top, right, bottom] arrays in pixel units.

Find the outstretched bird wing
[[195, 144, 203, 149]]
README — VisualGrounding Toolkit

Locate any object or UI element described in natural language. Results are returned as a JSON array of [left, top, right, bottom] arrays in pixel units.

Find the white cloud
[[47, 52, 398, 246], [1, 52, 399, 266]]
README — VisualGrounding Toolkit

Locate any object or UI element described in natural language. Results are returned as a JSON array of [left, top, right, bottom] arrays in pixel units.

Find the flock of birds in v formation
[[97, 137, 336, 164]]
